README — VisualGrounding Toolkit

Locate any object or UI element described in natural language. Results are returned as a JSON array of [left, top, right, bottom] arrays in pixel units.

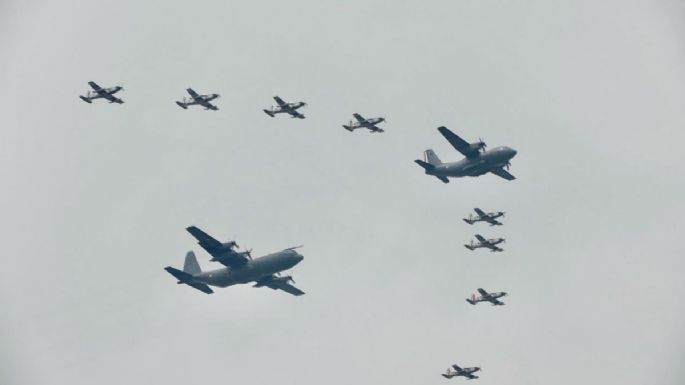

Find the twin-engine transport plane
[[463, 208, 504, 226], [414, 126, 517, 183], [465, 234, 505, 252], [343, 113, 385, 133], [467, 288, 507, 306], [164, 226, 305, 296], [263, 96, 307, 119], [442, 364, 480, 380], [79, 81, 124, 104], [176, 88, 220, 110]]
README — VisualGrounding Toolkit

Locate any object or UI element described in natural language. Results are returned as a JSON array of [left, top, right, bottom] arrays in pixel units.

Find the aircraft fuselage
[[429, 146, 517, 178], [192, 250, 303, 288]]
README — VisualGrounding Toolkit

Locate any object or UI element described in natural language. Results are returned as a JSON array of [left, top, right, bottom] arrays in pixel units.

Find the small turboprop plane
[[414, 126, 517, 183], [463, 208, 504, 226], [466, 288, 507, 306], [263, 96, 307, 119], [176, 88, 220, 110], [79, 81, 124, 104], [164, 226, 305, 296], [464, 234, 505, 252], [442, 364, 480, 380], [342, 113, 385, 133]]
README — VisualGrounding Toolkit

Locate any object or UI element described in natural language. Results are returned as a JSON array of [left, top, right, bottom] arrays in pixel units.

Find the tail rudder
[[183, 251, 201, 275], [424, 149, 442, 165]]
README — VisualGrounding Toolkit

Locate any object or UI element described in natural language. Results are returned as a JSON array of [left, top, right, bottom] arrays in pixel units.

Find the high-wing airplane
[[263, 96, 306, 119], [442, 364, 480, 380], [176, 88, 220, 110], [463, 208, 504, 226], [342, 113, 385, 133], [464, 234, 505, 252], [164, 226, 305, 296], [414, 126, 517, 183], [79, 81, 124, 104], [466, 288, 507, 306]]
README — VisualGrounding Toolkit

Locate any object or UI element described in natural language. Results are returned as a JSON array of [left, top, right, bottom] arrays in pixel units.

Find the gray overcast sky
[[1, 1, 684, 384]]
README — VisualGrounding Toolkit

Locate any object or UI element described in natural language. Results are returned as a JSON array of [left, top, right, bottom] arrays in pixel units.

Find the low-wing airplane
[[463, 208, 504, 226], [263, 96, 306, 119], [442, 364, 480, 380], [176, 88, 220, 110], [79, 81, 124, 104], [464, 234, 505, 252], [466, 288, 507, 306], [414, 126, 517, 183], [164, 226, 305, 296], [342, 113, 385, 133]]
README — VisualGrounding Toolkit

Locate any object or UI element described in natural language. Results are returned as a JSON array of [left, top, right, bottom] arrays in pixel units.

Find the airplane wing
[[273, 96, 287, 107], [185, 226, 242, 263], [368, 125, 384, 133], [451, 364, 463, 372], [489, 167, 516, 180], [473, 208, 487, 217], [197, 99, 218, 110], [257, 276, 305, 296], [288, 110, 305, 119], [488, 297, 503, 305], [474, 234, 487, 243], [88, 81, 102, 91], [186, 88, 200, 98], [437, 126, 477, 158], [102, 93, 124, 104], [353, 113, 366, 122], [484, 217, 501, 225], [477, 288, 489, 296]]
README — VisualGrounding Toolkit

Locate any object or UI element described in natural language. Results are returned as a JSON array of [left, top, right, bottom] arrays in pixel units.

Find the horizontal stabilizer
[[176, 101, 188, 109], [263, 109, 275, 117], [464, 244, 476, 250], [342, 125, 354, 132], [164, 266, 213, 294], [79, 96, 92, 103], [414, 159, 435, 171]]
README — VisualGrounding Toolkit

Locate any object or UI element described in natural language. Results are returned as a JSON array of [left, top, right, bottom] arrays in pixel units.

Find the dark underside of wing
[[438, 126, 475, 158], [489, 167, 515, 180]]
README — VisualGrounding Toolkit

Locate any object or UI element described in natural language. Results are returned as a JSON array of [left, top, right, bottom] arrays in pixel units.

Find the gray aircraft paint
[[190, 250, 303, 287], [422, 146, 517, 178]]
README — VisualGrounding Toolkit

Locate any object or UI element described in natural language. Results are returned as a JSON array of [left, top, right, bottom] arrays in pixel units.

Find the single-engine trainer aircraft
[[176, 88, 220, 110], [164, 226, 305, 296], [414, 126, 517, 183], [342, 113, 385, 133], [263, 96, 306, 119], [79, 81, 124, 104], [463, 208, 504, 226], [467, 288, 507, 306], [442, 364, 481, 380], [464, 234, 505, 252]]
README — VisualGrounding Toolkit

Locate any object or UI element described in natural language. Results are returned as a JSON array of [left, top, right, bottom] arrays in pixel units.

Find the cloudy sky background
[[1, 1, 684, 384]]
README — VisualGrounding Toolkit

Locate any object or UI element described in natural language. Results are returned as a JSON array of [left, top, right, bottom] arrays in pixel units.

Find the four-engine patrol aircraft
[[467, 288, 507, 306], [414, 126, 517, 183], [465, 234, 505, 252], [343, 113, 385, 133], [263, 96, 307, 119], [463, 208, 504, 226], [442, 364, 481, 380], [79, 81, 124, 104], [164, 226, 305, 296], [176, 88, 220, 110]]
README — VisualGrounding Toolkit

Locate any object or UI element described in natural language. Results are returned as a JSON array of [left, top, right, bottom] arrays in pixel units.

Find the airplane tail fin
[[263, 109, 275, 117], [424, 149, 442, 166], [79, 95, 92, 103], [183, 251, 201, 275], [176, 101, 188, 109]]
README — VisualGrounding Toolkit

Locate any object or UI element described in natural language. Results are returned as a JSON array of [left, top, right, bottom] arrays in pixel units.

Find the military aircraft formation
[[79, 79, 520, 380]]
